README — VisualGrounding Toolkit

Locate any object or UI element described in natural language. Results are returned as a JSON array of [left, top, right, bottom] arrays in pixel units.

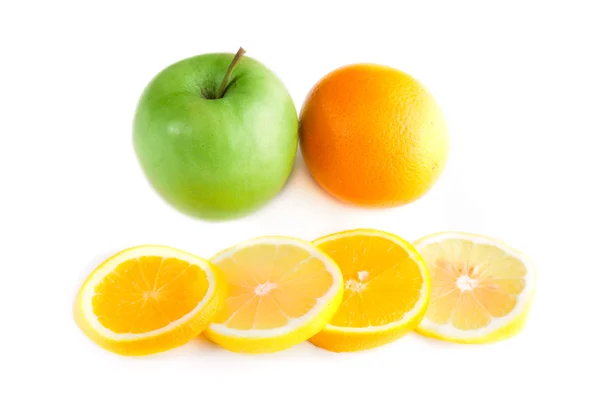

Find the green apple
[[133, 48, 298, 220]]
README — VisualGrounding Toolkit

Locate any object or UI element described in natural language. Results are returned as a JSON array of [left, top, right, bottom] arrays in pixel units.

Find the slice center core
[[346, 270, 370, 292], [254, 282, 277, 296], [357, 270, 369, 281], [456, 275, 478, 291], [346, 279, 367, 292], [143, 291, 161, 300]]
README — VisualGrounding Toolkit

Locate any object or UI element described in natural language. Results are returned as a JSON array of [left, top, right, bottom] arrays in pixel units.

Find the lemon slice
[[204, 236, 344, 353], [414, 232, 535, 343], [74, 245, 227, 356], [310, 229, 431, 352]]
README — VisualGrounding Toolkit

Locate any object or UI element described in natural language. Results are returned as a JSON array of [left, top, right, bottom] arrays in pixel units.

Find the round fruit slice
[[74, 245, 227, 356], [414, 232, 535, 343], [310, 229, 431, 352], [204, 236, 344, 353]]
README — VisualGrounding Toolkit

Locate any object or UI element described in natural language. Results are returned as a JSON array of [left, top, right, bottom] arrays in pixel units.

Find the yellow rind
[[73, 245, 228, 356], [204, 283, 343, 353], [309, 302, 427, 352], [204, 236, 345, 353], [415, 298, 534, 344], [309, 229, 431, 352], [414, 231, 536, 344]]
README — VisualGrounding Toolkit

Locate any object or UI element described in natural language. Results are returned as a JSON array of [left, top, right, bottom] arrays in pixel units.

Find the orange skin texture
[[300, 64, 449, 207]]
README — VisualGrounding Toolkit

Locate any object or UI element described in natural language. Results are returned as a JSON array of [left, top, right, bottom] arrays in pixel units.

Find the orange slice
[[204, 236, 344, 353], [414, 232, 535, 343], [310, 229, 431, 352], [74, 245, 227, 356]]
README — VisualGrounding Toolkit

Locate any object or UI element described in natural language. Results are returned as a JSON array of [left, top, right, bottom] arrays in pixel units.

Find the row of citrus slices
[[74, 230, 535, 356]]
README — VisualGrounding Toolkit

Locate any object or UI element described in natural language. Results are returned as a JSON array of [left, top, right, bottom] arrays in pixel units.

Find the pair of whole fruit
[[134, 48, 449, 220]]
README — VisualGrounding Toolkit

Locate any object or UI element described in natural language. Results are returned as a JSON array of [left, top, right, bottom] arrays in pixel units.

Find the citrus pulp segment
[[310, 229, 431, 352], [204, 236, 344, 353], [414, 232, 535, 343], [74, 245, 227, 356]]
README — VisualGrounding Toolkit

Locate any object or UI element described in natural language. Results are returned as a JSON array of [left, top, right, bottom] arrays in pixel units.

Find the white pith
[[78, 246, 217, 341], [415, 232, 536, 340], [315, 230, 431, 334], [207, 237, 343, 339]]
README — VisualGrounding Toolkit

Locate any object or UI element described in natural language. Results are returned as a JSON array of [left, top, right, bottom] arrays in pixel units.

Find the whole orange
[[299, 64, 449, 207]]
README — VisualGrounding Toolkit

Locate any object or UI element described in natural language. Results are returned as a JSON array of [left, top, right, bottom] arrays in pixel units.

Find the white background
[[2, 1, 599, 399]]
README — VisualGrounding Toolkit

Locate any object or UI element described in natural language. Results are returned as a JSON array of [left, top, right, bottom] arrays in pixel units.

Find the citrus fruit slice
[[414, 232, 535, 343], [74, 245, 227, 356], [309, 229, 431, 352], [204, 236, 344, 353]]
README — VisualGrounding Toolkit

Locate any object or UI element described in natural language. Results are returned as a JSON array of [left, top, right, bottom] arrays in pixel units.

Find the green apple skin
[[133, 53, 298, 220]]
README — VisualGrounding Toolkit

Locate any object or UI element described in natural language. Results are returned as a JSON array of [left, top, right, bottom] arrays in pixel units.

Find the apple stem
[[216, 47, 246, 99]]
